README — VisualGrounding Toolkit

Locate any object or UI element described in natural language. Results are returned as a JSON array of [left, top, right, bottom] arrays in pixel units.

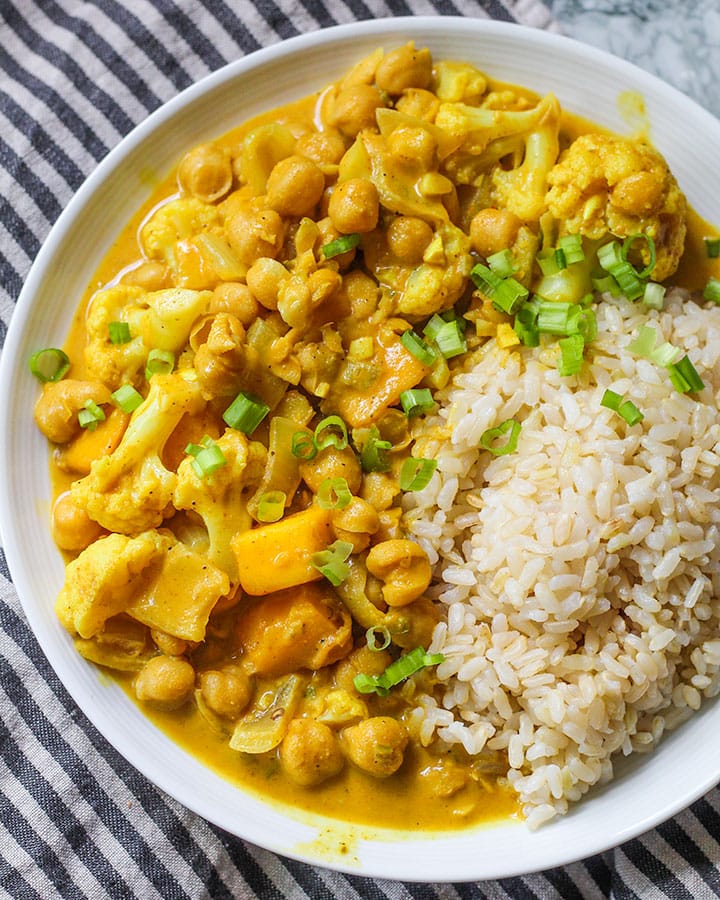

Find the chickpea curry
[[32, 43, 720, 830]]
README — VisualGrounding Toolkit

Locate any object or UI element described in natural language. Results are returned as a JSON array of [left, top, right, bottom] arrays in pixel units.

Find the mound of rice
[[404, 291, 720, 828]]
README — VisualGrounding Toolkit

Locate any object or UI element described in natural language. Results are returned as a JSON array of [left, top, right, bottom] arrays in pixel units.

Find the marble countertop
[[549, 0, 720, 119]]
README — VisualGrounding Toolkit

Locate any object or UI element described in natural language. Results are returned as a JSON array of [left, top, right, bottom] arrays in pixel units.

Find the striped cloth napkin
[[2, 2, 720, 897]]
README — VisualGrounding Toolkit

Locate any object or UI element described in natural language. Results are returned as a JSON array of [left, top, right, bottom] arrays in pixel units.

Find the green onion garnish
[[650, 341, 680, 368], [399, 457, 437, 491], [353, 646, 445, 696], [558, 234, 585, 265], [621, 233, 656, 279], [617, 399, 644, 426], [591, 274, 622, 297], [311, 539, 354, 586], [399, 388, 434, 417], [470, 263, 503, 295], [314, 415, 348, 452], [145, 348, 175, 380], [434, 319, 467, 359], [366, 625, 391, 652], [111, 384, 143, 413], [291, 430, 317, 461], [223, 391, 269, 434], [400, 330, 437, 366], [317, 476, 352, 510], [703, 277, 720, 304], [513, 318, 540, 347], [558, 333, 585, 377], [480, 418, 522, 456], [29, 348, 70, 383], [553, 248, 567, 271], [486, 249, 515, 278], [667, 355, 705, 394], [185, 435, 227, 478], [597, 239, 647, 300], [256, 490, 287, 523], [492, 277, 529, 315], [536, 301, 576, 336], [704, 237, 720, 259], [628, 324, 658, 359], [108, 321, 131, 345], [600, 389, 622, 412], [423, 313, 447, 343], [359, 427, 392, 473], [78, 399, 105, 431], [643, 282, 666, 310], [321, 233, 361, 259]]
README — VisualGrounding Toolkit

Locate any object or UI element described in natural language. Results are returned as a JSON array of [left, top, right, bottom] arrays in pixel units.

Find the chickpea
[[375, 44, 433, 95], [300, 444, 362, 495], [225, 208, 284, 265], [277, 268, 341, 329], [469, 207, 522, 259], [343, 270, 380, 320], [134, 655, 195, 710], [34, 379, 112, 444], [332, 496, 380, 553], [198, 665, 253, 720], [279, 718, 344, 786], [328, 178, 379, 235], [246, 257, 288, 311], [209, 282, 260, 326], [359, 472, 400, 512], [328, 83, 384, 138], [51, 491, 104, 552], [365, 539, 432, 607], [295, 129, 347, 167], [151, 630, 188, 657], [386, 126, 436, 170], [384, 598, 440, 650], [386, 216, 434, 265], [265, 154, 326, 218], [121, 260, 171, 292], [177, 142, 233, 203], [342, 716, 408, 777], [395, 88, 440, 121]]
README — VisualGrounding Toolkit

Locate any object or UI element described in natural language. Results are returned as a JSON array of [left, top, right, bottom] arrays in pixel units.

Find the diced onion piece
[[480, 418, 521, 456], [29, 347, 70, 383], [399, 457, 437, 491], [223, 391, 269, 434], [111, 384, 143, 413]]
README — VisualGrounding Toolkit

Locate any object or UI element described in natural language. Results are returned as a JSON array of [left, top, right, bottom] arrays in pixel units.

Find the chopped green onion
[[513, 317, 539, 347], [536, 301, 576, 336], [667, 355, 704, 394], [359, 427, 392, 473], [650, 341, 680, 367], [486, 249, 515, 277], [537, 251, 561, 277], [353, 646, 445, 696], [597, 239, 646, 300], [558, 234, 585, 265], [601, 389, 623, 412], [256, 490, 287, 523], [291, 430, 317, 461], [705, 237, 720, 259], [78, 399, 106, 431], [108, 321, 131, 345], [597, 241, 624, 272], [311, 540, 353, 586], [29, 347, 70, 383], [480, 418, 522, 456], [423, 313, 447, 343], [317, 477, 352, 510], [434, 319, 467, 359], [492, 277, 529, 315], [558, 333, 585, 377], [617, 399, 644, 426], [643, 282, 666, 310], [470, 263, 503, 295], [321, 233, 361, 259], [703, 277, 720, 304], [399, 388, 434, 417], [628, 324, 659, 359], [186, 436, 227, 478], [401, 330, 437, 366], [366, 625, 391, 652], [223, 391, 269, 434], [314, 415, 348, 452], [399, 457, 437, 491], [145, 348, 175, 380], [111, 384, 143, 413], [553, 248, 567, 271], [591, 274, 622, 297], [621, 233, 656, 279]]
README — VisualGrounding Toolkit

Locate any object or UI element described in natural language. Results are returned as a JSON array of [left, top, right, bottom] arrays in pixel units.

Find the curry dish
[[32, 43, 720, 830]]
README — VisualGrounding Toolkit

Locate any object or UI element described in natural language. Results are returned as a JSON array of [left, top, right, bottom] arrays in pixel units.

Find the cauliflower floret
[[173, 429, 266, 584], [546, 132, 687, 280], [140, 197, 220, 263], [85, 284, 210, 388], [56, 529, 229, 641], [72, 372, 204, 534]]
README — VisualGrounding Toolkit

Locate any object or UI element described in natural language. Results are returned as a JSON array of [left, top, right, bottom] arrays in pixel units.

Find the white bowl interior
[[2, 17, 720, 881]]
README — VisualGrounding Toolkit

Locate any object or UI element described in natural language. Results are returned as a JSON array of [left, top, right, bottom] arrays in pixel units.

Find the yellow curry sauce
[[37, 44, 719, 833]]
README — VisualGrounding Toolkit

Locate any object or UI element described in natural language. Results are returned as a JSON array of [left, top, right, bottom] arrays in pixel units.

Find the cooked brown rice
[[403, 290, 720, 828]]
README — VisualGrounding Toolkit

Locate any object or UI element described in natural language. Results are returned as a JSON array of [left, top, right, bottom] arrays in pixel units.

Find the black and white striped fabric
[[3, 2, 720, 897]]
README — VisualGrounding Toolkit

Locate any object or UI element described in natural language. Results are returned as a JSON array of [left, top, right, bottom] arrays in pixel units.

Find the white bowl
[[2, 17, 720, 882]]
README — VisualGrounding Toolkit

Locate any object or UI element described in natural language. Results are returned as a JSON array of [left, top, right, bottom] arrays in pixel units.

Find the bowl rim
[[2, 15, 720, 882]]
